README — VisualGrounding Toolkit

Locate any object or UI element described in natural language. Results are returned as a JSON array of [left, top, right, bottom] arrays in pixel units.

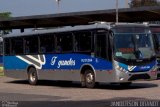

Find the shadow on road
[[6, 80, 158, 90]]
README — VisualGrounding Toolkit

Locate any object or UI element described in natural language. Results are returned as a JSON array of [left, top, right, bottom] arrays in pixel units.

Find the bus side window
[[56, 35, 62, 53], [39, 34, 55, 53], [95, 32, 107, 59], [24, 36, 38, 54], [10, 38, 24, 55], [74, 31, 92, 53], [4, 39, 11, 55], [40, 47, 46, 53], [25, 46, 30, 54], [55, 33, 73, 53]]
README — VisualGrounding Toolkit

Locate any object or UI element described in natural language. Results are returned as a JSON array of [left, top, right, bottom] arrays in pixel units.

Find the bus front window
[[114, 33, 155, 60]]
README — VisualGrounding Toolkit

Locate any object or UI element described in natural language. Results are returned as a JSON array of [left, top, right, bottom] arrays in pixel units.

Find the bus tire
[[84, 69, 95, 88], [120, 82, 132, 87], [28, 67, 38, 85]]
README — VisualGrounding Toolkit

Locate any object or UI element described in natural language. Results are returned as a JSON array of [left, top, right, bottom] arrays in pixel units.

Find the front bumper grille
[[128, 70, 149, 73], [128, 74, 150, 81]]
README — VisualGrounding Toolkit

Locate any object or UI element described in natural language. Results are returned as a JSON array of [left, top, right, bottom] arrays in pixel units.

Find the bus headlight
[[119, 77, 124, 81]]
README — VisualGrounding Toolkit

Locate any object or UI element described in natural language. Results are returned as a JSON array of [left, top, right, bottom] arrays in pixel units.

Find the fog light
[[120, 77, 124, 81]]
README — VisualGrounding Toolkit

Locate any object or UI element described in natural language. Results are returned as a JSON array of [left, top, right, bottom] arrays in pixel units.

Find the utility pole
[[116, 0, 119, 23], [56, 0, 61, 13], [126, 0, 129, 8]]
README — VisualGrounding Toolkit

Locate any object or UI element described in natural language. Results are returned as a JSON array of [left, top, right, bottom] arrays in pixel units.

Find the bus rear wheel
[[28, 67, 38, 85], [84, 69, 95, 88]]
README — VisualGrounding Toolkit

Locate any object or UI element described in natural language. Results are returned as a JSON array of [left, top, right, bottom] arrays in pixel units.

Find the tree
[[0, 12, 11, 19], [0, 12, 12, 36], [130, 0, 160, 7]]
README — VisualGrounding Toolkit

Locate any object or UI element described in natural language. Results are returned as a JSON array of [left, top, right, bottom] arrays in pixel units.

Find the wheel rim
[[86, 73, 94, 84], [30, 72, 36, 82]]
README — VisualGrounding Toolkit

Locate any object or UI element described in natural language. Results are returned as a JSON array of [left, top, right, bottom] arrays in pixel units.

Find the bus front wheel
[[84, 69, 95, 88], [28, 67, 38, 85]]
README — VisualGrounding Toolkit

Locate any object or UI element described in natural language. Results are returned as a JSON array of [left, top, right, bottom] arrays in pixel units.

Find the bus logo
[[51, 56, 76, 68], [51, 56, 58, 66], [128, 66, 136, 71]]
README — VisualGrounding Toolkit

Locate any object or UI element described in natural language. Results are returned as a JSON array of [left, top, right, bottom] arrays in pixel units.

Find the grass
[[0, 66, 4, 77], [0, 72, 4, 77]]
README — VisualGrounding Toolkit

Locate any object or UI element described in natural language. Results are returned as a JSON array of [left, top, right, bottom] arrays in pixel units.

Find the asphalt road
[[0, 77, 160, 107]]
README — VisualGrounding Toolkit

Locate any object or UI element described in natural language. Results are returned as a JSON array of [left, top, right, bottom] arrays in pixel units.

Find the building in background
[[130, 0, 160, 7]]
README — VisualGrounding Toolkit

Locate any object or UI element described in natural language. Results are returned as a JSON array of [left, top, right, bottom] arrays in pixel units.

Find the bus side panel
[[4, 54, 114, 82], [38, 70, 117, 82], [39, 53, 114, 82], [38, 70, 81, 81], [4, 56, 29, 79], [96, 70, 118, 83], [4, 70, 28, 79], [4, 56, 28, 69], [42, 54, 112, 70]]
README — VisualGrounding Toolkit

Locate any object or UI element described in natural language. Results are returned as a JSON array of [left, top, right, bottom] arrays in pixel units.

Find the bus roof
[[111, 23, 148, 28], [4, 23, 109, 38], [4, 23, 148, 38]]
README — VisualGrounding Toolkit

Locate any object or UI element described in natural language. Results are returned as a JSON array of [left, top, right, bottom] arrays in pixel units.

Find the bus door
[[95, 31, 108, 59]]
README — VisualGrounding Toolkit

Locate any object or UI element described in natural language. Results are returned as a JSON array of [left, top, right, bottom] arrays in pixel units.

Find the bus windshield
[[114, 33, 155, 60]]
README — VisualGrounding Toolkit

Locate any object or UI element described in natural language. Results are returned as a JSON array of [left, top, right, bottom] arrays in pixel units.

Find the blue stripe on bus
[[4, 56, 28, 70], [4, 54, 156, 72], [4, 54, 113, 70]]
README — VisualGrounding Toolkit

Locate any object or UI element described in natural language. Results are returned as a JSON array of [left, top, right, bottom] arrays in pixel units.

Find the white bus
[[149, 24, 160, 78], [3, 23, 157, 88]]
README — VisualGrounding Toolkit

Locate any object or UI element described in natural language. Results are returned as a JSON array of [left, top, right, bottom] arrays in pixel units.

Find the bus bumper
[[114, 69, 157, 83], [157, 66, 160, 78]]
